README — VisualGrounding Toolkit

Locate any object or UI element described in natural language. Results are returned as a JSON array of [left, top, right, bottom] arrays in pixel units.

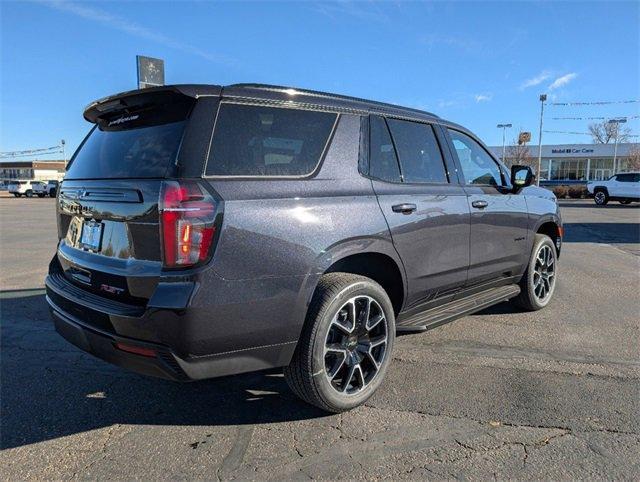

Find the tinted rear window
[[206, 104, 337, 177], [66, 121, 186, 179], [66, 97, 193, 180]]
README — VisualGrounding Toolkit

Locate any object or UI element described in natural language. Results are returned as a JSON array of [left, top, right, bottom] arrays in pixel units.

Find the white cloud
[[41, 0, 234, 65], [437, 99, 458, 108], [520, 70, 552, 90], [475, 94, 492, 103], [548, 73, 577, 91]]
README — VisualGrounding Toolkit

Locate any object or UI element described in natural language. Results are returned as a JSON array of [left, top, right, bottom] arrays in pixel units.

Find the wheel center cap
[[346, 336, 358, 349]]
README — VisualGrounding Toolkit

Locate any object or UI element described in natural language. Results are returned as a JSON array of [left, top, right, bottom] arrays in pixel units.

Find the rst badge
[[100, 284, 125, 295]]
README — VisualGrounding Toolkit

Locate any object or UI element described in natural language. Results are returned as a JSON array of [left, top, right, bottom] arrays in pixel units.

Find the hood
[[521, 185, 557, 202]]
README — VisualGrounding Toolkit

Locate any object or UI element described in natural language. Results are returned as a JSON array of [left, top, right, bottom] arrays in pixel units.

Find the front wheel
[[13, 193, 20, 198], [513, 234, 558, 311], [37, 193, 45, 198], [25, 190, 33, 198], [594, 190, 608, 205], [284, 273, 395, 412]]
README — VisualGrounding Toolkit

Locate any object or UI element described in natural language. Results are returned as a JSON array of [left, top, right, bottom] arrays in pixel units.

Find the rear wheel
[[25, 190, 33, 198], [594, 190, 608, 205], [513, 234, 558, 311], [13, 193, 20, 198], [284, 272, 395, 412], [37, 193, 45, 198]]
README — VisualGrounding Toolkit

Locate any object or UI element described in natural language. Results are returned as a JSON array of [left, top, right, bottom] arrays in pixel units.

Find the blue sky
[[1, 0, 638, 160]]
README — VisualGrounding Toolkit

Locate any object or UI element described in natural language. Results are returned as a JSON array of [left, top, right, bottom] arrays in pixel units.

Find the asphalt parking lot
[[1, 194, 639, 480]]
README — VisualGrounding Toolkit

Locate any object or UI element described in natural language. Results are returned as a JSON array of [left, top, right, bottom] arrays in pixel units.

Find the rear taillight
[[159, 180, 217, 268]]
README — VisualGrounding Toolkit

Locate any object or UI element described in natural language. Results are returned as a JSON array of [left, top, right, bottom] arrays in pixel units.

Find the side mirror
[[511, 165, 534, 190]]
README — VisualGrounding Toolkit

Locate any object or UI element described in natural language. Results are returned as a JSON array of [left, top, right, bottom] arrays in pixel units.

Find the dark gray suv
[[46, 84, 562, 412]]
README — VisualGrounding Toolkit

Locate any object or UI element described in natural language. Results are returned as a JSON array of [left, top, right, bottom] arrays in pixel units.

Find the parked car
[[47, 84, 562, 412], [31, 181, 49, 197], [46, 179, 60, 197], [8, 180, 36, 197], [587, 172, 640, 205]]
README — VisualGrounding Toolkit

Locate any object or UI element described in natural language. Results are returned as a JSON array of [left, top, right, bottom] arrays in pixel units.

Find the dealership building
[[488, 143, 638, 183], [0, 160, 66, 186]]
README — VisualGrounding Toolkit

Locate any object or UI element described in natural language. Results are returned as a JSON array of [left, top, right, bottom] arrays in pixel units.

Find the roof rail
[[225, 83, 439, 118]]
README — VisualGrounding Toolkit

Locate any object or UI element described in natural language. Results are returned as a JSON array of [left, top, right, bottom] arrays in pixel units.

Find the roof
[[0, 160, 66, 169], [222, 83, 440, 120], [84, 83, 441, 124]]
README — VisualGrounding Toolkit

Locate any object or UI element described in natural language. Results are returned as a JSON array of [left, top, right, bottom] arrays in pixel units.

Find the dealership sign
[[551, 148, 595, 154]]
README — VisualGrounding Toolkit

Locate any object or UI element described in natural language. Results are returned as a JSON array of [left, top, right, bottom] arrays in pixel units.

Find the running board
[[396, 284, 521, 332]]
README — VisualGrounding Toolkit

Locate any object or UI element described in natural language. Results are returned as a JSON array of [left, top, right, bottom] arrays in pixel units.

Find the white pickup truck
[[587, 172, 640, 205]]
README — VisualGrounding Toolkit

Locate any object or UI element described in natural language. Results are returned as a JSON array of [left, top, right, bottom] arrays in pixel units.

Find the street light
[[61, 139, 66, 168], [497, 123, 512, 164], [608, 118, 627, 175], [536, 94, 547, 186]]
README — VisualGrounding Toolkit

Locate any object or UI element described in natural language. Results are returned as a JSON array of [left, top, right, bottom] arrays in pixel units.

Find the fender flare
[[294, 236, 408, 319], [592, 185, 609, 194], [532, 214, 562, 235]]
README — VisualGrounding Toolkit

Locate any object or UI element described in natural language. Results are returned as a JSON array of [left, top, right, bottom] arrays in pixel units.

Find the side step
[[396, 284, 521, 332]]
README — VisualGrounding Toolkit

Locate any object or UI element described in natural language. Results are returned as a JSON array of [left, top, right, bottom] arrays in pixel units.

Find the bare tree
[[504, 138, 533, 167], [626, 144, 640, 171], [588, 120, 631, 144]]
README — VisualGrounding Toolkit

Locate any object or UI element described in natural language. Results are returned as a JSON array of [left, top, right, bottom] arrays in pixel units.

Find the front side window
[[206, 104, 337, 177], [616, 173, 639, 182], [448, 129, 503, 186], [386, 119, 448, 184], [369, 116, 401, 183]]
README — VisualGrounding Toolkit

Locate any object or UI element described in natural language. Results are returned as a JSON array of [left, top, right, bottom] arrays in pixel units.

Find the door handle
[[392, 203, 417, 214], [471, 200, 489, 209]]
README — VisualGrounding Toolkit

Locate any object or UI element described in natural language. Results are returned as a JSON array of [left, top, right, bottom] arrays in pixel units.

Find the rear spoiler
[[83, 84, 222, 124]]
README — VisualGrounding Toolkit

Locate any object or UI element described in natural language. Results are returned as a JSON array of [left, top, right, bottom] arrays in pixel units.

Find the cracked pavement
[[1, 196, 639, 479]]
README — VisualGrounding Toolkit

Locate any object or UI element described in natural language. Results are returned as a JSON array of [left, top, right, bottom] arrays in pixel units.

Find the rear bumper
[[49, 300, 187, 380], [45, 270, 298, 381]]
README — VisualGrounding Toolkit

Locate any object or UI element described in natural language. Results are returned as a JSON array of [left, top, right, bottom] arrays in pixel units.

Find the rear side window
[[206, 104, 337, 177], [369, 116, 401, 183], [66, 100, 192, 180], [386, 119, 448, 184]]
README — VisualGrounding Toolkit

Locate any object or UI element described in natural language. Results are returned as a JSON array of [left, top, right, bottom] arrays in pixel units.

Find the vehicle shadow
[[563, 222, 640, 243], [0, 293, 328, 450]]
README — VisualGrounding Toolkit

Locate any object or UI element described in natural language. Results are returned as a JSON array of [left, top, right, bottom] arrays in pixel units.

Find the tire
[[25, 190, 33, 198], [13, 193, 20, 198], [37, 193, 45, 198], [49, 189, 56, 198], [620, 200, 632, 205], [594, 189, 608, 205], [513, 234, 558, 311], [284, 272, 396, 413]]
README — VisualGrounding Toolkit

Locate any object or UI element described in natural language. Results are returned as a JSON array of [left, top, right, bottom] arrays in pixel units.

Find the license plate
[[80, 221, 103, 251]]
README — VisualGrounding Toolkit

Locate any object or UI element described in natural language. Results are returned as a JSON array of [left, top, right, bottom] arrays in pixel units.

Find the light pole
[[608, 118, 627, 175], [61, 139, 66, 168], [497, 123, 512, 164], [536, 94, 547, 186]]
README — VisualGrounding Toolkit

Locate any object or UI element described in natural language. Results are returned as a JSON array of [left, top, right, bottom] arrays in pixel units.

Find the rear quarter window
[[205, 104, 337, 177]]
